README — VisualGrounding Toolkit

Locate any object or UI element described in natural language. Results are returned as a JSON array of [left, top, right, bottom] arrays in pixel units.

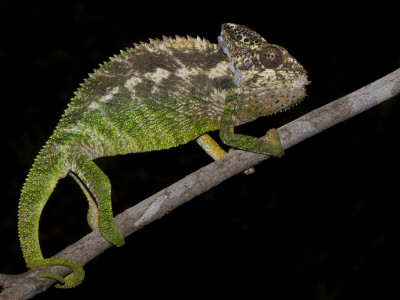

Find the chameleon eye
[[260, 46, 283, 69]]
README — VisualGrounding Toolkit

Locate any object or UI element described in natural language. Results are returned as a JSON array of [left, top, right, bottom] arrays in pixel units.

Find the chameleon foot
[[98, 221, 125, 247], [265, 128, 284, 158]]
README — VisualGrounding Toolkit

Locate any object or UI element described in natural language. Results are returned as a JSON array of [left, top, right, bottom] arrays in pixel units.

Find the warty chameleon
[[18, 23, 310, 288]]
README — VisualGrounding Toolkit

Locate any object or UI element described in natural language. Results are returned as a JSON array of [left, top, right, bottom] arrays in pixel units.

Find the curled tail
[[18, 145, 85, 288], [28, 257, 85, 289]]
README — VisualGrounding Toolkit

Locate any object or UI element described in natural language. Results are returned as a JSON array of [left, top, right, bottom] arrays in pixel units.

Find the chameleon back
[[52, 36, 235, 159]]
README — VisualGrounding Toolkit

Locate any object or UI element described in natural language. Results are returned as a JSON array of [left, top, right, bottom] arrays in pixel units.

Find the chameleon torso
[[52, 37, 234, 159]]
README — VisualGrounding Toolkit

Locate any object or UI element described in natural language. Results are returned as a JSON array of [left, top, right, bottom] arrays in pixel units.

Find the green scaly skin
[[18, 23, 309, 288]]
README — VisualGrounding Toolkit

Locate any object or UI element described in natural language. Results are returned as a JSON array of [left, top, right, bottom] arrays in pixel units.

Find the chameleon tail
[[17, 145, 85, 288], [28, 257, 85, 288]]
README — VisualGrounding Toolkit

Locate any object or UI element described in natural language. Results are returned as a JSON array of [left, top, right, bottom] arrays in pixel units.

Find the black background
[[1, 1, 400, 299]]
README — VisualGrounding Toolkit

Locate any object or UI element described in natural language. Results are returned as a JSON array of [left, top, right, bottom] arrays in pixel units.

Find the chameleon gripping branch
[[14, 23, 309, 289]]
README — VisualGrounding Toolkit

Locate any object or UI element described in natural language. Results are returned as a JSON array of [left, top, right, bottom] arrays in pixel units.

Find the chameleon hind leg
[[70, 172, 99, 230], [196, 134, 254, 174], [71, 156, 125, 247]]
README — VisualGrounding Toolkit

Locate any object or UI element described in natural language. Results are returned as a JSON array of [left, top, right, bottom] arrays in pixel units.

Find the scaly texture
[[18, 23, 309, 289]]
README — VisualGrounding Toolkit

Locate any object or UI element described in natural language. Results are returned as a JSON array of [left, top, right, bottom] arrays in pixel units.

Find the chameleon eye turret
[[259, 45, 284, 69]]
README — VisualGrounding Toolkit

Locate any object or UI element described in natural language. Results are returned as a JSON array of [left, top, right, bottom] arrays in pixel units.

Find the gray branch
[[1, 68, 399, 300]]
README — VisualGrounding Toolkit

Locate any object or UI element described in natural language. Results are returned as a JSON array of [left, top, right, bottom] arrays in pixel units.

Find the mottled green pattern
[[18, 24, 308, 289]]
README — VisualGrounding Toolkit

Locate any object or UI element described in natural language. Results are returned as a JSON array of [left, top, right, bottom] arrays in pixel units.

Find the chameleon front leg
[[196, 134, 254, 174], [219, 94, 285, 158], [72, 156, 125, 247]]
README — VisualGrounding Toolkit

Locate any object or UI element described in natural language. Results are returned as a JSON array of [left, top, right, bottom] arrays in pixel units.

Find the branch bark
[[1, 68, 399, 300]]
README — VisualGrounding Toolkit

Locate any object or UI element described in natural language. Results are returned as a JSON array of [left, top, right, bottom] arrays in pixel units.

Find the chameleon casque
[[18, 23, 309, 288]]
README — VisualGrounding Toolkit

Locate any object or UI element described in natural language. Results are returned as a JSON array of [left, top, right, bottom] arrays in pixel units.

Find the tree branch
[[1, 68, 399, 300]]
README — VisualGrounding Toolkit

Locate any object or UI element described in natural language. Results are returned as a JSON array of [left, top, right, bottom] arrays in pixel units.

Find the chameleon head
[[218, 23, 310, 119]]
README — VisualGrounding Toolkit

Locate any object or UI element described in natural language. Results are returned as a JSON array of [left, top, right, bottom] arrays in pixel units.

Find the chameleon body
[[18, 23, 309, 288]]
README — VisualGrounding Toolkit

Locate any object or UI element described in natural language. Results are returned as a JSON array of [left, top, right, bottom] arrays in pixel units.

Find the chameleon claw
[[243, 167, 255, 175]]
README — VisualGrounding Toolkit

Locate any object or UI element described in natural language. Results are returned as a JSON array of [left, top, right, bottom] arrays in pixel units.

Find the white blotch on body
[[99, 87, 119, 103], [124, 75, 143, 91], [144, 68, 171, 83], [88, 102, 100, 109], [208, 61, 229, 78], [175, 66, 200, 79]]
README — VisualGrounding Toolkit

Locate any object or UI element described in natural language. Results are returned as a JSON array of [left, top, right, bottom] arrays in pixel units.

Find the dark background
[[1, 1, 399, 299]]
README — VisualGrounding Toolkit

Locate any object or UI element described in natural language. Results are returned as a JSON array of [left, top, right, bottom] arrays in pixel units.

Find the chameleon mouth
[[293, 74, 311, 89]]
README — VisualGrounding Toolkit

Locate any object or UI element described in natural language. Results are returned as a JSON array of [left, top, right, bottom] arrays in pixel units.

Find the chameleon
[[18, 23, 309, 289]]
